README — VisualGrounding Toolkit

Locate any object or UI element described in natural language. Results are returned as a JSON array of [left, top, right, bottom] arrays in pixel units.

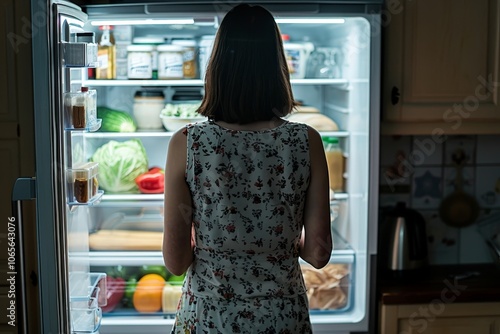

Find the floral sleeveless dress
[[171, 120, 312, 334]]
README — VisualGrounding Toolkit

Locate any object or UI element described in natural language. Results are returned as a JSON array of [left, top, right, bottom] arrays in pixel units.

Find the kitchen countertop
[[378, 264, 500, 305]]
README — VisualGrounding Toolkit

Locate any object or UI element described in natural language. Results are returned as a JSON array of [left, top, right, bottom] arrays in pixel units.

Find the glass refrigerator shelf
[[81, 78, 349, 87]]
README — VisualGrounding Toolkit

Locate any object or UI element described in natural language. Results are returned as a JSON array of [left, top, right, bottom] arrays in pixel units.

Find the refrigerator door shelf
[[71, 297, 102, 333], [66, 118, 102, 132], [68, 190, 104, 207], [69, 272, 107, 305], [69, 273, 106, 332], [62, 41, 99, 68]]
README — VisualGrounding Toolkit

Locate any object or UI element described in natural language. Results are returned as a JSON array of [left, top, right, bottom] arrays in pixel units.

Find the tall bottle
[[323, 137, 345, 192], [96, 25, 116, 79]]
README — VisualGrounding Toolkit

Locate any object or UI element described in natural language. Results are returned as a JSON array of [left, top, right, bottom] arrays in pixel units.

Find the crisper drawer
[[301, 262, 353, 313], [90, 261, 354, 319], [88, 263, 184, 317], [89, 232, 355, 319], [88, 207, 355, 318]]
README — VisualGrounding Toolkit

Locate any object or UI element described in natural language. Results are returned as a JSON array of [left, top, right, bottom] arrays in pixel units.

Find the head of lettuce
[[90, 139, 149, 193]]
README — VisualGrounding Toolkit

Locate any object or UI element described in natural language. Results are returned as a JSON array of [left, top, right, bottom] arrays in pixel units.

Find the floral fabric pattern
[[172, 120, 312, 333]]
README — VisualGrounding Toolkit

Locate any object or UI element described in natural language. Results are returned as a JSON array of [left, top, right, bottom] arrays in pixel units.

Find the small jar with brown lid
[[72, 162, 99, 203]]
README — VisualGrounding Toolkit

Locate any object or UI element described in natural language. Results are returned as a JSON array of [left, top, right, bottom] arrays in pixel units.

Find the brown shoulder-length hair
[[197, 4, 297, 124]]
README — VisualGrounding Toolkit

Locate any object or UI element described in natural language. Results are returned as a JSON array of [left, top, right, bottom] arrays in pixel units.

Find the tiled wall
[[379, 135, 500, 265]]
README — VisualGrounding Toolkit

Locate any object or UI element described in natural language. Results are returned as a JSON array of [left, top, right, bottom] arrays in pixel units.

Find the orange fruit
[[133, 273, 165, 313]]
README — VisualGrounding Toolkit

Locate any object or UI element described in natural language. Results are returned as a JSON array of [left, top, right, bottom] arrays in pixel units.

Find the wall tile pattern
[[379, 135, 500, 265]]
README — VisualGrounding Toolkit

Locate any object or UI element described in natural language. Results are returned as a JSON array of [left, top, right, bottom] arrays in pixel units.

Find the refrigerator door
[[10, 178, 36, 333], [31, 0, 105, 333]]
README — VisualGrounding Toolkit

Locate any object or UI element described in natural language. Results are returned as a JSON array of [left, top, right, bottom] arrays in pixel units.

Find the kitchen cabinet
[[381, 0, 500, 134], [379, 302, 500, 334], [378, 264, 500, 334]]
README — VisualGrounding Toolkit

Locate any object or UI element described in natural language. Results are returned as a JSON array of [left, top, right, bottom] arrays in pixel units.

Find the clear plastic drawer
[[70, 272, 107, 333]]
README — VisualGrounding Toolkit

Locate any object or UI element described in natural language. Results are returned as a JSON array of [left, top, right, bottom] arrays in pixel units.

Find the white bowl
[[160, 115, 206, 132]]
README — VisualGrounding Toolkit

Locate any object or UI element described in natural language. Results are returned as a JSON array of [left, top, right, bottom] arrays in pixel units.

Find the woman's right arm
[[299, 126, 333, 269]]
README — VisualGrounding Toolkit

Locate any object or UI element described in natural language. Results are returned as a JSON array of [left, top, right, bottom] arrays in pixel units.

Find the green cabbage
[[90, 139, 149, 193]]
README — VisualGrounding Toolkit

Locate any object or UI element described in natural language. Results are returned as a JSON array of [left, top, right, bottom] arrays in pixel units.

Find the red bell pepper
[[135, 167, 164, 194]]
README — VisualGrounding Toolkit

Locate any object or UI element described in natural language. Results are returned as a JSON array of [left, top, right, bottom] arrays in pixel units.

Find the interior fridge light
[[275, 18, 345, 24], [90, 19, 195, 26]]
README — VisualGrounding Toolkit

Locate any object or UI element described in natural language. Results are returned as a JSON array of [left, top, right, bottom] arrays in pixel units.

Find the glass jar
[[133, 90, 165, 130], [127, 45, 154, 79], [323, 136, 344, 192], [157, 45, 184, 79], [72, 162, 99, 203], [172, 39, 197, 79], [96, 25, 116, 79], [133, 37, 164, 79]]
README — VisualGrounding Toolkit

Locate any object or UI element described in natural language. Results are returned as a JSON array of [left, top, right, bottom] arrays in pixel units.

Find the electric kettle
[[382, 202, 428, 271]]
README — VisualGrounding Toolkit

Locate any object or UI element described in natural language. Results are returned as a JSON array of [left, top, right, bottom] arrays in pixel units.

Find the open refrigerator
[[15, 0, 381, 333]]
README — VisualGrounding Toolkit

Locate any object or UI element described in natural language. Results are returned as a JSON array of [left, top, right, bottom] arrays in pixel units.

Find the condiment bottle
[[72, 91, 87, 129], [323, 136, 344, 192], [73, 162, 99, 203], [96, 25, 116, 79]]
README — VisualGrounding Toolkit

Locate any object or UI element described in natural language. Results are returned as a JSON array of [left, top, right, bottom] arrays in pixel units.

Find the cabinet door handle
[[391, 86, 400, 105]]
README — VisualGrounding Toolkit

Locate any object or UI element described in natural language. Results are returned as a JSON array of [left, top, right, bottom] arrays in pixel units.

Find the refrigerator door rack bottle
[[67, 162, 104, 205], [64, 87, 102, 132]]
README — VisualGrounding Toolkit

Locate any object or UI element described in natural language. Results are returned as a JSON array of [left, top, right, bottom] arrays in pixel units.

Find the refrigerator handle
[[11, 177, 36, 334]]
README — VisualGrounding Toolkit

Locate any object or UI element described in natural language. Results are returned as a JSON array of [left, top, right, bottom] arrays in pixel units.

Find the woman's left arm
[[163, 128, 194, 276]]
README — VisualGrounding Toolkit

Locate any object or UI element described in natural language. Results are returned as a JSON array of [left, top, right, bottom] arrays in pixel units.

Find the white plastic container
[[133, 90, 165, 130], [157, 45, 184, 79], [127, 45, 154, 79]]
